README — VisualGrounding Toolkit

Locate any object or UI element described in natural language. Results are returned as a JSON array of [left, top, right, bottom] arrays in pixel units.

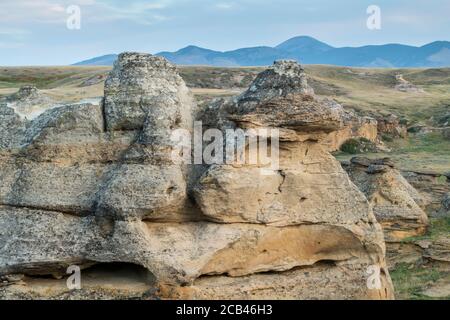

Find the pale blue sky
[[0, 0, 449, 65]]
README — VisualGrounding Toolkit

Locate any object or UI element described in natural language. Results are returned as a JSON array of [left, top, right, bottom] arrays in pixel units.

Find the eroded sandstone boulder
[[402, 170, 450, 217], [193, 61, 393, 298], [344, 157, 429, 242], [160, 262, 392, 300], [104, 53, 194, 132], [96, 53, 197, 221], [194, 143, 372, 227]]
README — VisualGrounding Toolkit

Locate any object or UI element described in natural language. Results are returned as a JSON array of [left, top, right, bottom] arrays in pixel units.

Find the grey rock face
[[21, 103, 104, 146], [237, 60, 314, 106], [95, 164, 189, 220], [3, 85, 55, 120], [230, 93, 345, 134], [2, 162, 108, 215], [104, 52, 194, 132], [0, 206, 100, 276], [0, 104, 27, 149], [224, 60, 345, 141]]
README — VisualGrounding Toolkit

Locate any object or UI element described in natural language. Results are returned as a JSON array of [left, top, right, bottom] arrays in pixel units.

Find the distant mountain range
[[73, 36, 450, 68]]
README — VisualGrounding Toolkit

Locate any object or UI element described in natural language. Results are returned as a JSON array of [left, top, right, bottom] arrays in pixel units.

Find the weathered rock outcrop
[[193, 61, 393, 299], [377, 114, 408, 139], [0, 86, 57, 149], [0, 104, 26, 149], [342, 158, 443, 274], [0, 56, 394, 300], [344, 157, 429, 242], [2, 86, 54, 120], [96, 53, 198, 222], [324, 112, 378, 152], [402, 170, 450, 217]]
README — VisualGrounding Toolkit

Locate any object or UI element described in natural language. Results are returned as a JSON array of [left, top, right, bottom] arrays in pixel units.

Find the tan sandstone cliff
[[0, 54, 394, 300]]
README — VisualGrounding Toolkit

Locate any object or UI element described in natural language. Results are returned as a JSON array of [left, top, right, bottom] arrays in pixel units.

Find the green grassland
[[391, 215, 449, 300], [304, 65, 450, 125], [390, 262, 449, 300], [335, 132, 450, 172]]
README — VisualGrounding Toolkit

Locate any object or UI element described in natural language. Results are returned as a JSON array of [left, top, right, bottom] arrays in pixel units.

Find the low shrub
[[340, 137, 377, 154]]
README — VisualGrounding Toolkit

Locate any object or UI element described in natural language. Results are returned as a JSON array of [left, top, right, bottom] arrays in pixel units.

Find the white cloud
[[386, 14, 422, 24], [0, 42, 25, 49], [216, 3, 232, 9], [0, 0, 73, 23], [85, 1, 170, 25], [215, 3, 235, 10], [0, 28, 29, 36], [0, 0, 169, 25]]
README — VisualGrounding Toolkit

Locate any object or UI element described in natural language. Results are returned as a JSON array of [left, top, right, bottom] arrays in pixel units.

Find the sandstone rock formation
[[343, 157, 429, 242], [377, 114, 408, 139], [0, 103, 26, 149], [402, 170, 450, 217], [192, 61, 394, 299], [324, 112, 378, 152], [342, 158, 442, 274], [2, 85, 54, 120], [0, 56, 394, 300], [0, 86, 57, 149]]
